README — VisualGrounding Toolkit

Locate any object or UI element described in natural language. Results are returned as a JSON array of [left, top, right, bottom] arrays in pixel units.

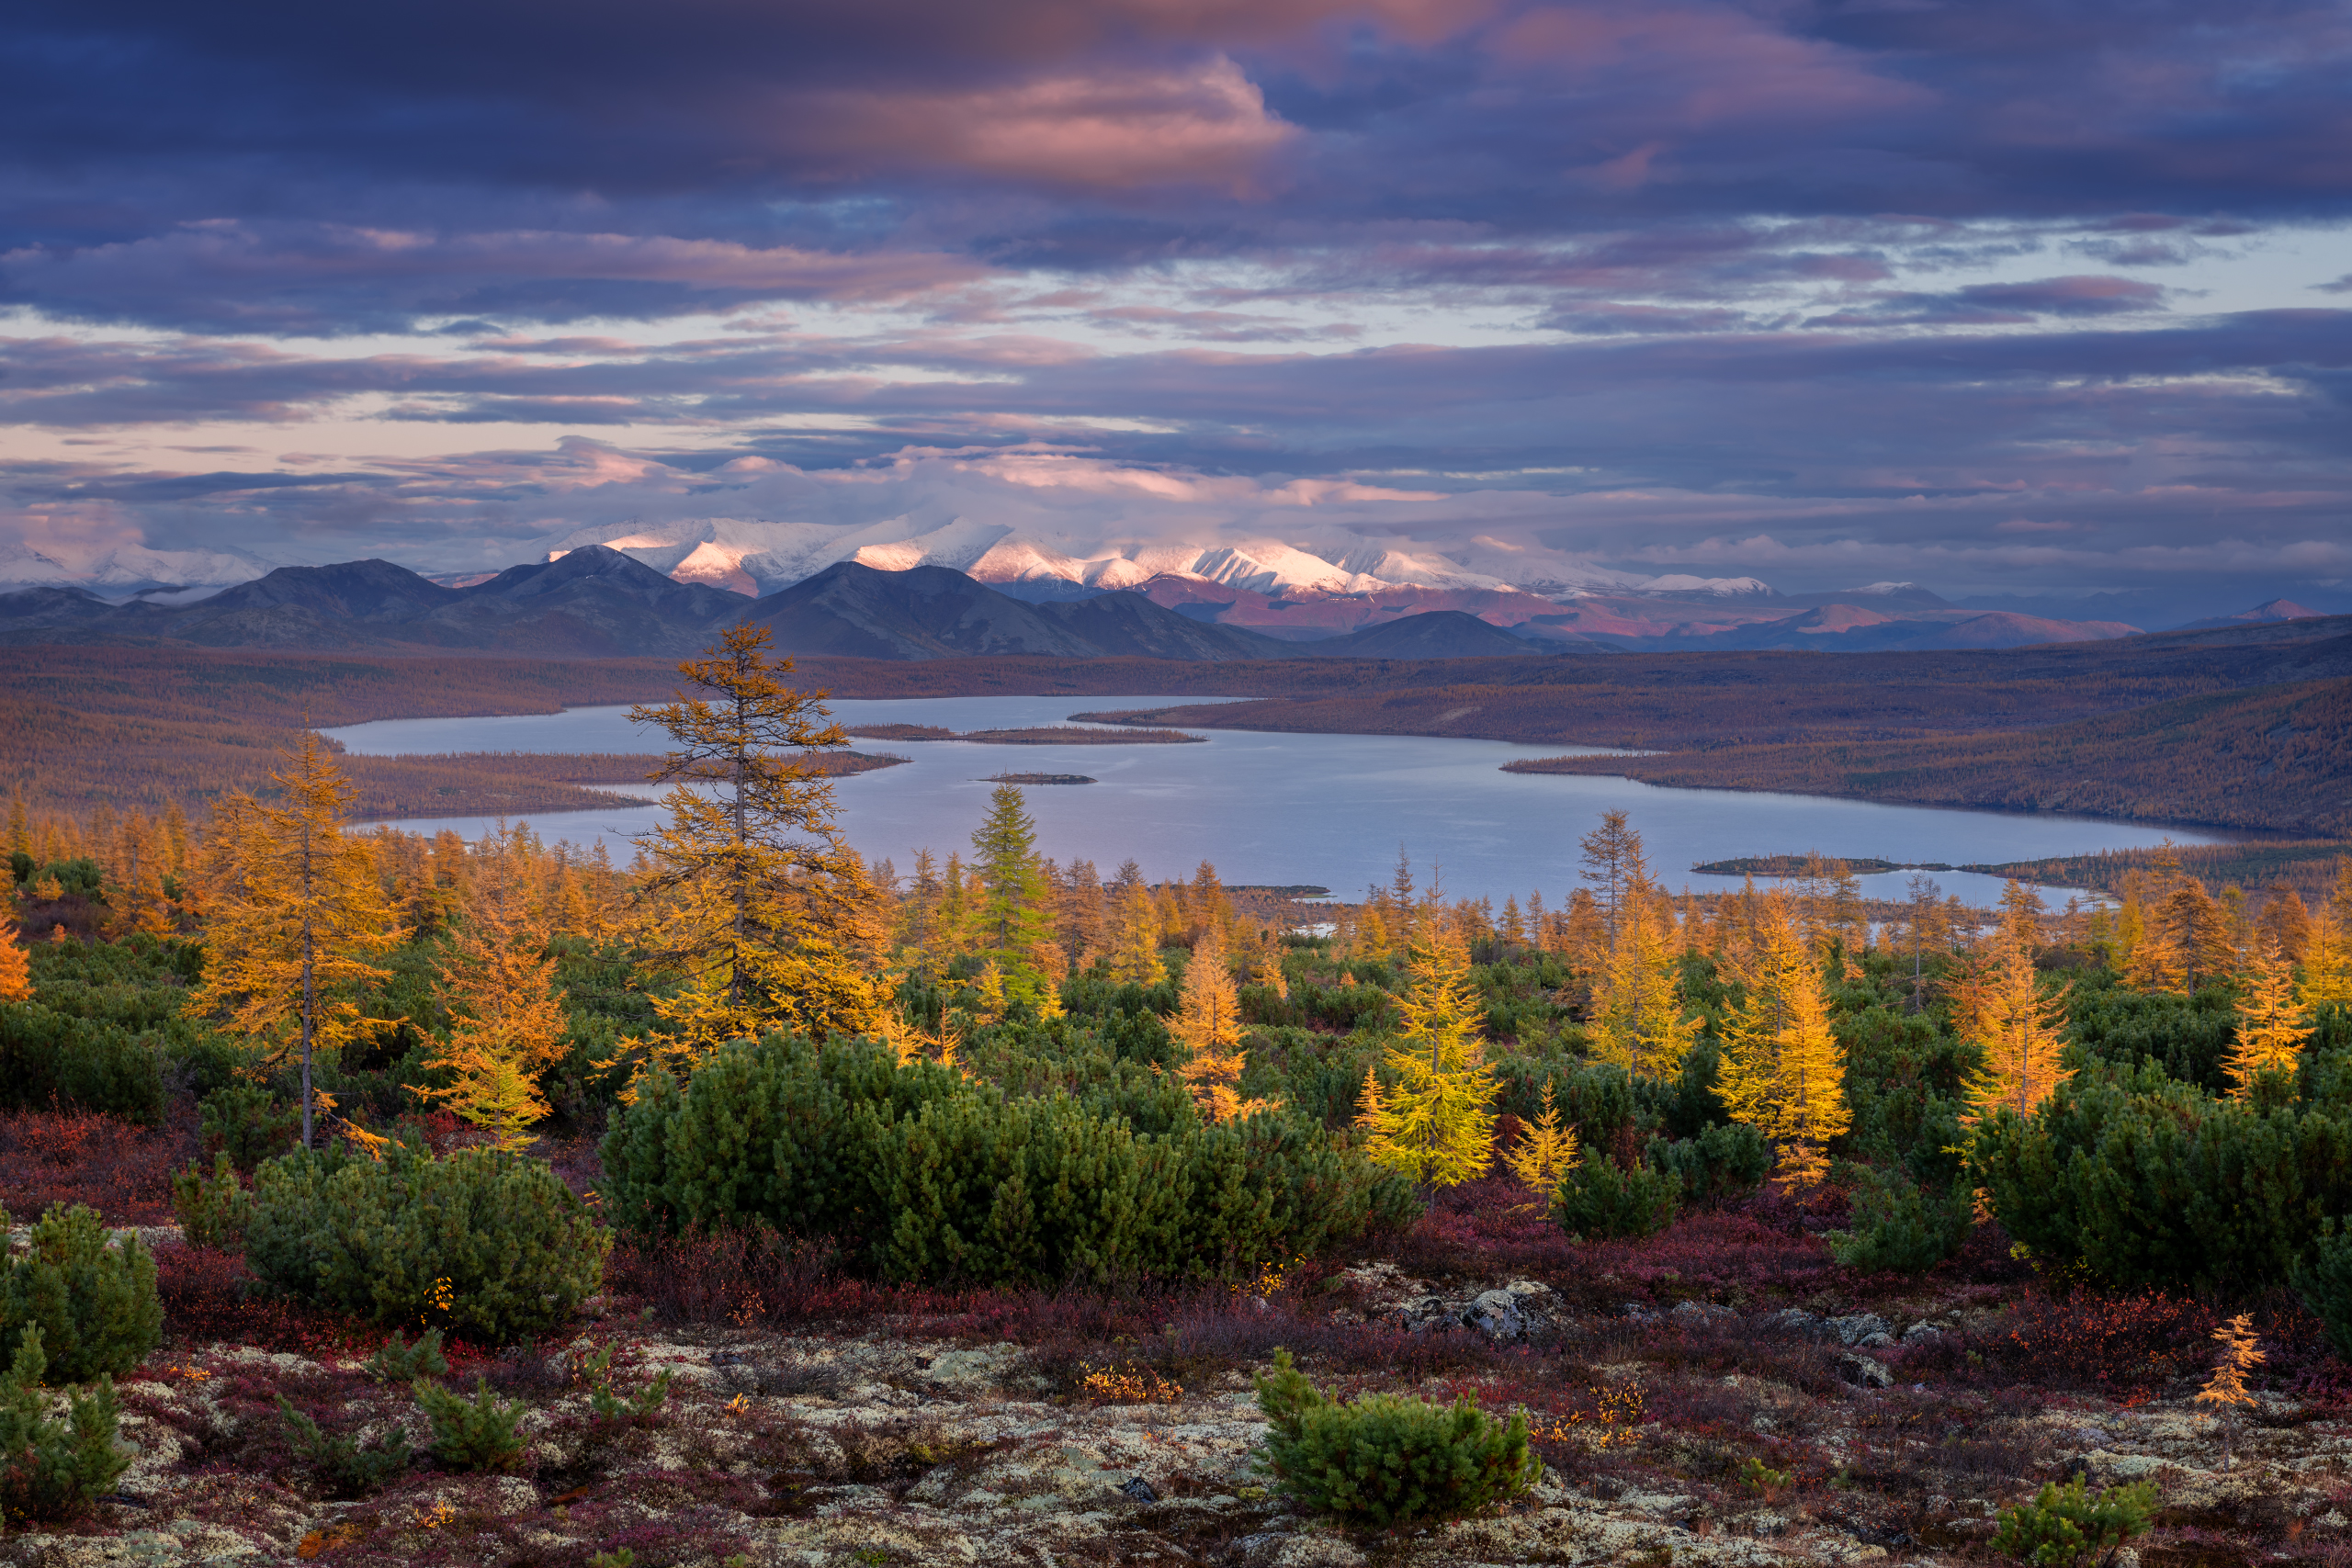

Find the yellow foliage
[[1586, 898, 1699, 1083], [2228, 939, 2312, 1098], [1716, 899, 1850, 1191], [1503, 1082, 1580, 1198], [184, 733, 406, 1145], [1105, 880, 1167, 987], [0, 919, 29, 1003], [2300, 909, 2352, 1013], [1962, 904, 2074, 1122], [420, 822, 566, 1149], [1172, 927, 1270, 1123], [1356, 908, 1497, 1186]]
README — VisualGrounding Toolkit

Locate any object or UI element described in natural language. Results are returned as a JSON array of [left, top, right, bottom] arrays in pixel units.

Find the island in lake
[[982, 773, 1095, 784], [846, 722, 1205, 745]]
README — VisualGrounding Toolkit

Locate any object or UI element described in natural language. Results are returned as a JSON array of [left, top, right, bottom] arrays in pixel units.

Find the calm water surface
[[322, 697, 2223, 907]]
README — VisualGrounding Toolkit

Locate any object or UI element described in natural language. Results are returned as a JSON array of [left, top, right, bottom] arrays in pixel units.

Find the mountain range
[[1, 542, 2310, 661]]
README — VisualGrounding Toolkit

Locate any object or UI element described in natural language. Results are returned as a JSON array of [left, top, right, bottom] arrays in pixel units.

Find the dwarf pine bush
[[0, 1326, 130, 1519], [0, 1202, 162, 1382], [277, 1394, 413, 1497], [363, 1328, 449, 1383], [413, 1376, 528, 1472], [171, 1151, 255, 1250], [1826, 1166, 1973, 1273], [1254, 1348, 1540, 1527], [245, 1144, 607, 1343], [1991, 1477, 2158, 1568], [1551, 1156, 1679, 1241]]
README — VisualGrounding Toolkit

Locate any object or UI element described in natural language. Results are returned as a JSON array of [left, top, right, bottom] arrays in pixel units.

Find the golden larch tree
[[1587, 894, 1701, 1083], [186, 733, 406, 1147], [1171, 925, 1265, 1122], [1356, 906, 1498, 1185], [1503, 1081, 1580, 1200], [2301, 908, 2352, 1013], [424, 821, 569, 1148], [1105, 877, 1167, 987], [629, 625, 889, 1073], [2227, 938, 2312, 1099], [1962, 897, 2074, 1122], [1716, 902, 1850, 1190], [0, 919, 30, 1003]]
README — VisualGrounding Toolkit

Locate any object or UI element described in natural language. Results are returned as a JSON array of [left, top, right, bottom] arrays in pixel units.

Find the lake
[[322, 695, 2223, 908]]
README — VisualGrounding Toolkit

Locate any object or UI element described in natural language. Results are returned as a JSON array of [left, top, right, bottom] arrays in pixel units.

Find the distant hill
[[2176, 598, 2324, 631], [0, 550, 1545, 662]]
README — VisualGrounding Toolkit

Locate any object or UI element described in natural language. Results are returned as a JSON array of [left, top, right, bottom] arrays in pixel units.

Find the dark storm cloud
[[2, 0, 2349, 607]]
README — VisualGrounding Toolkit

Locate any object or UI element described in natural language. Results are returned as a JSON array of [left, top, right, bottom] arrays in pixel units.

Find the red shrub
[[0, 1100, 198, 1224], [153, 1242, 379, 1357]]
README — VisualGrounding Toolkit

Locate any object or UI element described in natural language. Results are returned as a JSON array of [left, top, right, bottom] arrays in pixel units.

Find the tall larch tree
[[2228, 938, 2313, 1098], [187, 733, 406, 1147], [1716, 902, 1850, 1190], [1578, 809, 1647, 952], [1172, 925, 1261, 1122], [0, 919, 29, 1003], [2301, 908, 2352, 1013], [630, 625, 888, 1074], [1105, 874, 1166, 987], [1962, 886, 2073, 1122], [1588, 893, 1699, 1082], [424, 821, 568, 1148], [1357, 906, 1498, 1186], [969, 784, 1059, 1007]]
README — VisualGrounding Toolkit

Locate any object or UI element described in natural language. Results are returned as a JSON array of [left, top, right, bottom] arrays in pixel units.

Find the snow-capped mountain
[[0, 540, 285, 599], [527, 517, 1763, 604]]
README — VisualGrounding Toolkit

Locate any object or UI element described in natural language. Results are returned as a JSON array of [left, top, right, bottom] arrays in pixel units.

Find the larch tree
[[1578, 809, 1648, 952], [1715, 904, 1850, 1190], [629, 625, 888, 1074], [1962, 894, 2073, 1122], [424, 821, 568, 1148], [2301, 909, 2352, 1013], [969, 784, 1059, 1008], [1171, 925, 1263, 1122], [1587, 894, 1700, 1083], [0, 919, 29, 1003], [186, 733, 406, 1147], [1503, 1081, 1580, 1200], [2228, 938, 2313, 1098], [1105, 876, 1167, 987], [1356, 906, 1498, 1186]]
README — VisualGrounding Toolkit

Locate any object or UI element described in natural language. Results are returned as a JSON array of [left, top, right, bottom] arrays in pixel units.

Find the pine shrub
[[1649, 1121, 1771, 1202], [413, 1376, 528, 1472], [1551, 1157, 1679, 1241], [0, 1326, 130, 1519], [0, 1203, 163, 1382], [1826, 1166, 1973, 1273], [277, 1393, 413, 1496], [1990, 1477, 2158, 1568], [245, 1144, 608, 1343], [363, 1328, 450, 1383], [2295, 1220, 2352, 1359], [0, 1006, 165, 1124], [198, 1085, 300, 1170], [1254, 1348, 1540, 1527], [581, 1342, 672, 1427], [170, 1152, 254, 1250]]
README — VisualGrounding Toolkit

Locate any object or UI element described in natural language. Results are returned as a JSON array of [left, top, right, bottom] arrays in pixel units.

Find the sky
[[4, 0, 2350, 615]]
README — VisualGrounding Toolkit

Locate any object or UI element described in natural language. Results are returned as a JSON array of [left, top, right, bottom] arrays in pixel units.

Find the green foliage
[[0, 1003, 165, 1123], [1551, 1156, 1679, 1241], [2294, 1220, 2352, 1360], [170, 1151, 255, 1250], [1825, 1166, 1973, 1273], [1648, 1120, 1771, 1203], [1972, 1061, 2351, 1291], [0, 1202, 162, 1382], [1253, 1348, 1540, 1527], [598, 1035, 964, 1243], [1990, 1477, 2158, 1568], [586, 1551, 635, 1568], [0, 1326, 130, 1520], [1737, 1456, 1790, 1495], [2065, 974, 2238, 1096], [608, 1033, 1400, 1284], [198, 1084, 300, 1170], [245, 1144, 608, 1343], [362, 1328, 449, 1383], [1835, 1003, 1978, 1190], [277, 1393, 413, 1496], [581, 1342, 672, 1427], [413, 1376, 527, 1472]]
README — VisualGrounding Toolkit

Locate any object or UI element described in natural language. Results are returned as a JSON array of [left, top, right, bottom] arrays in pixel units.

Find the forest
[[3, 623, 2349, 1566]]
